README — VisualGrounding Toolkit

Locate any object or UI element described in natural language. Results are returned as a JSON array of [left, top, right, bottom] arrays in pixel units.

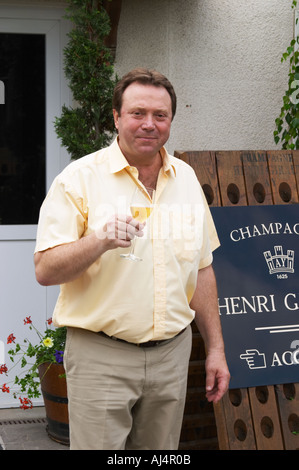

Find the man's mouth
[[137, 136, 157, 140]]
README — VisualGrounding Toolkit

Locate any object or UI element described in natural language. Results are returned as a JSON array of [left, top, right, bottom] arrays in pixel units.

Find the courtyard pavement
[[0, 406, 69, 450]]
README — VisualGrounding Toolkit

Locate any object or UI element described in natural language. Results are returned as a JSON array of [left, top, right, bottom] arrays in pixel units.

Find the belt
[[97, 328, 186, 348]]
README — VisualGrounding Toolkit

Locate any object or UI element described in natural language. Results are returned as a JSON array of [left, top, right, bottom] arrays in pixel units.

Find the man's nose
[[141, 115, 155, 130]]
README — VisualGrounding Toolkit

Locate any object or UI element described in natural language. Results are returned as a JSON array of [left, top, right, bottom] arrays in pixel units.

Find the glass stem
[[129, 236, 137, 255]]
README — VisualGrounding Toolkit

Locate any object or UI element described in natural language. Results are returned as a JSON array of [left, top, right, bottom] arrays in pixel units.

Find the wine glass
[[120, 186, 155, 261]]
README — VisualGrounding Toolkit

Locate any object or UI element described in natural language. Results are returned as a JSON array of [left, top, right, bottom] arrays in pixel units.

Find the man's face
[[113, 82, 172, 164]]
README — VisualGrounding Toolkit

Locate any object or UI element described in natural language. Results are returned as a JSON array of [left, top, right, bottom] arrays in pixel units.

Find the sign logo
[[263, 245, 294, 278], [240, 349, 266, 369]]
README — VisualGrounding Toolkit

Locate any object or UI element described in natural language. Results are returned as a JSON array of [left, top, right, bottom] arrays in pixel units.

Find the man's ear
[[113, 109, 119, 130]]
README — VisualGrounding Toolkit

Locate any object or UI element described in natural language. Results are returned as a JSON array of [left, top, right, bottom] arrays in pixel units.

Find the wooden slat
[[176, 150, 221, 449], [213, 400, 230, 450], [241, 151, 273, 205], [213, 150, 285, 450], [275, 383, 299, 450], [218, 389, 257, 449], [267, 150, 299, 204], [258, 153, 299, 450], [248, 386, 284, 450], [215, 151, 248, 206], [174, 151, 220, 206], [293, 150, 299, 195], [213, 151, 253, 448]]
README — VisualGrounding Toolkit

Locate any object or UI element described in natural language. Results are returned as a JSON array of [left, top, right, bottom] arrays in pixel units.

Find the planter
[[38, 362, 69, 445]]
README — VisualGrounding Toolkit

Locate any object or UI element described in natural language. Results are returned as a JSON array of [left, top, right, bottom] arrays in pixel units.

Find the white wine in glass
[[120, 186, 155, 261]]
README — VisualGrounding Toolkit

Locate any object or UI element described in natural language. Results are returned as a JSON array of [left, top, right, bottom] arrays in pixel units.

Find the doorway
[[0, 6, 70, 408]]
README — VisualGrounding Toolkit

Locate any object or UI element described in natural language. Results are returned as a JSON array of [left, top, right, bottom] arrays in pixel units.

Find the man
[[34, 68, 230, 450]]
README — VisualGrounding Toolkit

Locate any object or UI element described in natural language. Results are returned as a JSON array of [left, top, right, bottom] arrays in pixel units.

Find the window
[[0, 33, 45, 224]]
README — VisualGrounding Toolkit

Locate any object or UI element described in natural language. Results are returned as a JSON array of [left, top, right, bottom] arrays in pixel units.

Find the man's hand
[[205, 349, 230, 403], [35, 214, 145, 286], [95, 214, 145, 250], [190, 265, 230, 404]]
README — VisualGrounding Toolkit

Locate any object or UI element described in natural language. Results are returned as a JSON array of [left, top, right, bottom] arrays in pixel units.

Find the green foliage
[[55, 0, 117, 159], [274, 1, 299, 149]]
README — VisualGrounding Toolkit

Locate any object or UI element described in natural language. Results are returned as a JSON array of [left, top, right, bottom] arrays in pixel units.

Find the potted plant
[[0, 317, 69, 445], [54, 0, 118, 160]]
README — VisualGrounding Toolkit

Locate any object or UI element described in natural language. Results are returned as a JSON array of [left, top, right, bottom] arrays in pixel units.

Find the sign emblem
[[264, 246, 294, 278]]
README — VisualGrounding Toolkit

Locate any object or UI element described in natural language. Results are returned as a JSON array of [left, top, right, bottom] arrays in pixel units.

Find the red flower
[[47, 318, 52, 325], [1, 384, 10, 393], [19, 397, 33, 409], [7, 333, 16, 344], [0, 364, 8, 375], [23, 316, 32, 325]]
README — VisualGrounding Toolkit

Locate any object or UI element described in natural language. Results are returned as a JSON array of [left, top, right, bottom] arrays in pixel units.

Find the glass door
[[0, 32, 46, 225], [0, 8, 70, 409], [0, 12, 70, 239]]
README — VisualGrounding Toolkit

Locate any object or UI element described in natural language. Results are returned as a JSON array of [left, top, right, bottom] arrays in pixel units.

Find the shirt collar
[[108, 138, 131, 174], [159, 145, 177, 178], [108, 138, 176, 178]]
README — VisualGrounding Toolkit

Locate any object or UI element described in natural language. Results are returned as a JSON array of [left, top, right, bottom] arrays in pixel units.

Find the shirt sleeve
[[34, 174, 87, 253], [200, 184, 220, 252], [197, 183, 220, 269]]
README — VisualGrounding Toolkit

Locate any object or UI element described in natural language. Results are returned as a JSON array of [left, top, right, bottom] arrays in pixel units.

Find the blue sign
[[211, 205, 299, 389]]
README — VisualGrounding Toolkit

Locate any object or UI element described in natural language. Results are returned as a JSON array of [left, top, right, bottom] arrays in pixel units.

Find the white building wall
[[115, 0, 293, 154]]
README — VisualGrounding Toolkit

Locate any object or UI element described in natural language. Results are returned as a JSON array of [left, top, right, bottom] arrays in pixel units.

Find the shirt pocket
[[170, 210, 203, 264]]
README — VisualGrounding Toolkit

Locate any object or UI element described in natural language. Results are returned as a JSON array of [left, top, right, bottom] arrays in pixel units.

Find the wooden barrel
[[38, 362, 69, 445]]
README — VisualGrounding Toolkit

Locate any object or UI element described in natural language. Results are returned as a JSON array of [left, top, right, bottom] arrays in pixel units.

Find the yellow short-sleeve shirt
[[35, 138, 220, 343]]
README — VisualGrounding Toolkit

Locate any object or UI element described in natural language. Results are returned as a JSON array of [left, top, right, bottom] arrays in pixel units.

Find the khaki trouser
[[63, 325, 192, 450]]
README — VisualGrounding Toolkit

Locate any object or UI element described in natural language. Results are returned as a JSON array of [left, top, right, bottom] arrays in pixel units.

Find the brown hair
[[112, 68, 177, 120]]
